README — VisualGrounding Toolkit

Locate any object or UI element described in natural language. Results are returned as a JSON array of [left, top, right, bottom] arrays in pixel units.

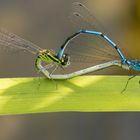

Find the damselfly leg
[[49, 64, 60, 89], [121, 75, 138, 93]]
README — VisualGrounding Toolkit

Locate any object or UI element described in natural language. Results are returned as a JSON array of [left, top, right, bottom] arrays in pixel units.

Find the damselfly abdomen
[[0, 2, 139, 89]]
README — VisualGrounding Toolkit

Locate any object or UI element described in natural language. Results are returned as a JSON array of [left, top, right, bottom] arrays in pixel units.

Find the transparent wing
[[69, 2, 129, 57], [70, 2, 106, 32], [0, 28, 42, 54], [53, 33, 120, 75], [51, 2, 128, 75]]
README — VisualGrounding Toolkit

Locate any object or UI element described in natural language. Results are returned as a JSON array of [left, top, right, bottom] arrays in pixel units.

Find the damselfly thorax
[[0, 2, 139, 93]]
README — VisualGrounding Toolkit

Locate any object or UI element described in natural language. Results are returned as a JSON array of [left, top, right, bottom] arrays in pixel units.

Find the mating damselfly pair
[[0, 2, 139, 91]]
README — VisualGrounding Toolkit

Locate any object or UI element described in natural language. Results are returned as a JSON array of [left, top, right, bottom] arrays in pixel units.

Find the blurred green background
[[0, 0, 140, 77], [0, 0, 140, 140]]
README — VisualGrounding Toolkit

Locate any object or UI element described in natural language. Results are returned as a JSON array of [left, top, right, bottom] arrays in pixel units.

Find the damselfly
[[66, 2, 140, 92], [0, 2, 139, 92], [0, 27, 125, 79], [0, 28, 70, 76]]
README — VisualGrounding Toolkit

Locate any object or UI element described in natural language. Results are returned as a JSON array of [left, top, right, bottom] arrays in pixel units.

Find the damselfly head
[[61, 53, 70, 67]]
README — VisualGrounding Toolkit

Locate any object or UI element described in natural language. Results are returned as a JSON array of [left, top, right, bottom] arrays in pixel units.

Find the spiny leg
[[36, 71, 41, 91], [34, 68, 43, 92], [59, 65, 66, 75], [49, 64, 60, 90], [36, 63, 55, 90], [121, 75, 137, 93], [49, 64, 59, 78], [44, 63, 55, 70], [40, 63, 58, 90]]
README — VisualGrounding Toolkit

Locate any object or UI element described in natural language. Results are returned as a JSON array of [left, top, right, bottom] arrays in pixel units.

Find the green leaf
[[0, 76, 139, 115]]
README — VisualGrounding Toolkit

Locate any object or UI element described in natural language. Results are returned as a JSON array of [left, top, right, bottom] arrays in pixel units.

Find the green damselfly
[[0, 2, 139, 93], [0, 28, 70, 78], [0, 2, 138, 85]]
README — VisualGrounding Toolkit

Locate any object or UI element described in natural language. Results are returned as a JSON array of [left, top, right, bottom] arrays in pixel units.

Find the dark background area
[[1, 112, 140, 140], [0, 0, 140, 140]]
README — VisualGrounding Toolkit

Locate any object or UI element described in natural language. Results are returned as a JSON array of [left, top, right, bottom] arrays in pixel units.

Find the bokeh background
[[0, 0, 140, 77], [0, 0, 140, 140]]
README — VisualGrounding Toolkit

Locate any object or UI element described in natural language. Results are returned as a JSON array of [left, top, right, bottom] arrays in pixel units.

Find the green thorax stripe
[[47, 52, 60, 63]]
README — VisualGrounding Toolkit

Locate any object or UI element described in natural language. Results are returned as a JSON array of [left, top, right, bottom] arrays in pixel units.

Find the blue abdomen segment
[[83, 30, 102, 36], [57, 29, 126, 62], [82, 30, 116, 47], [116, 48, 126, 63], [82, 30, 126, 62], [103, 35, 116, 47]]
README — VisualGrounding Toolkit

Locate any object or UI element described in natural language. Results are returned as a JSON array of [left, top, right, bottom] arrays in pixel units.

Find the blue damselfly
[[0, 2, 139, 93]]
